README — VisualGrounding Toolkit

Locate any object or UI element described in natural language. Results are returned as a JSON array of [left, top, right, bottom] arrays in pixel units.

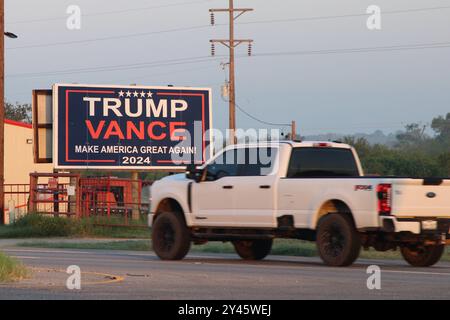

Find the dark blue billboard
[[53, 84, 212, 170]]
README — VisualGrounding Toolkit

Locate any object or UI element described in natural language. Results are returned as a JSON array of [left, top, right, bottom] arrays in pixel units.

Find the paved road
[[1, 247, 449, 299]]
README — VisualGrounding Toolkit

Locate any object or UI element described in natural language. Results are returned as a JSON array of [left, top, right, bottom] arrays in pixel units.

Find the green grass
[[192, 239, 318, 257], [0, 252, 28, 282], [86, 216, 150, 239], [18, 240, 151, 251], [17, 239, 450, 261], [0, 214, 88, 238], [0, 214, 150, 239]]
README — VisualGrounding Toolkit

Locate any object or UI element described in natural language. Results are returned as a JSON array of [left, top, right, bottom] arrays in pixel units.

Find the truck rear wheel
[[233, 239, 273, 260], [152, 212, 191, 260], [400, 244, 444, 267], [316, 214, 361, 266]]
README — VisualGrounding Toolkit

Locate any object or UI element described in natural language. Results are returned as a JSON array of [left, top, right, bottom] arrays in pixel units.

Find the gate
[[28, 172, 80, 217], [79, 177, 151, 226]]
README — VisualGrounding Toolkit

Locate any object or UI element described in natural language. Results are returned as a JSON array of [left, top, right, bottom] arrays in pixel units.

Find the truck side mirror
[[186, 164, 204, 182]]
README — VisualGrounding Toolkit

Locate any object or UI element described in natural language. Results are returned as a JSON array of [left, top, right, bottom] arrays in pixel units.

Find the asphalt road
[[1, 247, 449, 300]]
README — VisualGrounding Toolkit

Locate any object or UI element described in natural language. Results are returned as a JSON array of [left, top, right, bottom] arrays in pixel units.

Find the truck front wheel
[[152, 212, 191, 260], [316, 214, 361, 266], [400, 244, 444, 267], [233, 239, 273, 260]]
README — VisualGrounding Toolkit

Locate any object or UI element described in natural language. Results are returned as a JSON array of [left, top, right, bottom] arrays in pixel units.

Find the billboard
[[53, 84, 212, 170]]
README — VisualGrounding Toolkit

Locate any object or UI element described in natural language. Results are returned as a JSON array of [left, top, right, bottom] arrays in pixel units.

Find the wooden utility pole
[[291, 120, 297, 140], [0, 0, 4, 225], [131, 171, 140, 221], [210, 1, 253, 145]]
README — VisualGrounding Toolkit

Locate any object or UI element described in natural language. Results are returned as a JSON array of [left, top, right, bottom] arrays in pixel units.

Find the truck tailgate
[[391, 179, 450, 217]]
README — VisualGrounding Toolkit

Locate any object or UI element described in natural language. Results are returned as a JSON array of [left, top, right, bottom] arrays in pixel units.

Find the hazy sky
[[4, 0, 450, 135]]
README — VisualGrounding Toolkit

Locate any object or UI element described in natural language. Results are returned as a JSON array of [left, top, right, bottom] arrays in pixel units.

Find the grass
[[17, 239, 450, 261], [19, 240, 151, 251], [0, 214, 150, 239], [0, 252, 28, 282], [0, 214, 87, 238], [86, 216, 150, 239]]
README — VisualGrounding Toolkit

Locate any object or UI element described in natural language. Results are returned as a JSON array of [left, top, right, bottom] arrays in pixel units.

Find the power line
[[6, 40, 450, 78], [238, 5, 450, 26], [6, 25, 211, 50], [235, 102, 290, 127], [7, 0, 216, 25], [7, 5, 450, 51], [6, 55, 224, 78], [251, 41, 450, 58], [118, 65, 219, 83], [9, 2, 449, 26]]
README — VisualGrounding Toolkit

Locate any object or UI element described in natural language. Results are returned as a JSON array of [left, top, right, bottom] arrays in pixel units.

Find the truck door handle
[[259, 185, 271, 189], [223, 185, 233, 189]]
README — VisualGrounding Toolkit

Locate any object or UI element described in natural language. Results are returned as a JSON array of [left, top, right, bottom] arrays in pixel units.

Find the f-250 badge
[[354, 185, 373, 191]]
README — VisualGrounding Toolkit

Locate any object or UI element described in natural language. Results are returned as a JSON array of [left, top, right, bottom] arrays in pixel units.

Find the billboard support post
[[131, 171, 139, 221]]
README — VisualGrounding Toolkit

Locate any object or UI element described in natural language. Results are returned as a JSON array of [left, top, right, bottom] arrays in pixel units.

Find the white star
[[133, 91, 139, 97], [125, 91, 132, 97], [118, 90, 125, 97], [146, 91, 153, 98], [140, 91, 146, 98]]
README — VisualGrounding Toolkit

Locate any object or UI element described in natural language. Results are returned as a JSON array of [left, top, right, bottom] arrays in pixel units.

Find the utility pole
[[0, 0, 4, 225], [210, 1, 253, 145], [291, 120, 297, 141], [0, 2, 17, 224]]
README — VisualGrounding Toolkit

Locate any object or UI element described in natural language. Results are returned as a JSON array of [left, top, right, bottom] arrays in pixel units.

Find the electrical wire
[[238, 5, 450, 26], [7, 5, 450, 50], [6, 40, 450, 79], [6, 25, 211, 50], [250, 41, 450, 58], [7, 0, 216, 25], [6, 55, 224, 78], [234, 101, 291, 127]]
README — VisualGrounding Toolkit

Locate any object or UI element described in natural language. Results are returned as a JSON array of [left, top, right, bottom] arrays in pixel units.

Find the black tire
[[400, 244, 445, 267], [316, 214, 361, 266], [233, 239, 273, 260], [152, 211, 191, 260]]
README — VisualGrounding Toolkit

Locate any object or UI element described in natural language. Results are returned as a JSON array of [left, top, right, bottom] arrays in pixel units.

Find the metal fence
[[28, 172, 79, 217], [7, 173, 152, 227], [4, 184, 31, 224], [79, 177, 151, 226]]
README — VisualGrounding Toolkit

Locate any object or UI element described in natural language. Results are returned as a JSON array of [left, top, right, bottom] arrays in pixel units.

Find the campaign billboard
[[53, 84, 212, 170]]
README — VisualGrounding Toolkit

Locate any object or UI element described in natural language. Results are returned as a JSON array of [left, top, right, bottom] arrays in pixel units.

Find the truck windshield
[[287, 147, 359, 178]]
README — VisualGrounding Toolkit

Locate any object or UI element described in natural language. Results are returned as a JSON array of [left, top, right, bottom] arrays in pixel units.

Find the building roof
[[4, 119, 32, 129]]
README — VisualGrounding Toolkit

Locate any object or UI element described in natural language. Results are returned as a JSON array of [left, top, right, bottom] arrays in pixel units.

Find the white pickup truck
[[149, 141, 450, 267]]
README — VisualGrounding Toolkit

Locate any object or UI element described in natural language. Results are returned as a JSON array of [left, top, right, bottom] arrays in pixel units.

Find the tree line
[[343, 114, 450, 177]]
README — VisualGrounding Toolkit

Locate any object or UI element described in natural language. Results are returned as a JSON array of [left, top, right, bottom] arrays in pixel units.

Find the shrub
[[3, 214, 90, 238]]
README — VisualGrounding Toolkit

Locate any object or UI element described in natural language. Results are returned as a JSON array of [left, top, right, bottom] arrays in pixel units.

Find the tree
[[5, 101, 32, 123], [396, 123, 428, 147], [431, 113, 450, 142]]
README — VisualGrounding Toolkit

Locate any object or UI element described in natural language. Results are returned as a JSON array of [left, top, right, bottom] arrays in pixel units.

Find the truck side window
[[207, 147, 277, 179], [287, 147, 359, 178], [237, 147, 276, 176], [207, 149, 239, 179]]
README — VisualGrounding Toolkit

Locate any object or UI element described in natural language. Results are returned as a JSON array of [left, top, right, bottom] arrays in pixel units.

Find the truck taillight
[[377, 184, 392, 215], [313, 142, 331, 147]]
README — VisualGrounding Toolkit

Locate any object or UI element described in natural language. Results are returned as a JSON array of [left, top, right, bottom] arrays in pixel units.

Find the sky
[[4, 0, 450, 136]]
